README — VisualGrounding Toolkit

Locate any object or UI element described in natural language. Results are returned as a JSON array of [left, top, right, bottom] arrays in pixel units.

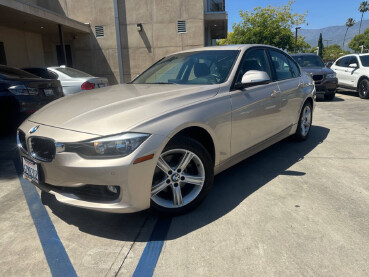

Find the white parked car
[[331, 54, 369, 99], [23, 66, 108, 95]]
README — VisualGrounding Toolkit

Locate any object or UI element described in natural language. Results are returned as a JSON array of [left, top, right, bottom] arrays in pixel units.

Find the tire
[[358, 79, 369, 99], [293, 101, 313, 141], [150, 136, 214, 216], [324, 92, 335, 101]]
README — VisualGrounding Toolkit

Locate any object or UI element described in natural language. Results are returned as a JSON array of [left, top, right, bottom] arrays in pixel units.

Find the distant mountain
[[299, 19, 369, 51]]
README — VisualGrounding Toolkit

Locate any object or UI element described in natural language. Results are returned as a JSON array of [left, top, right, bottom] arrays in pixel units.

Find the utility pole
[[324, 39, 332, 48], [295, 27, 301, 53]]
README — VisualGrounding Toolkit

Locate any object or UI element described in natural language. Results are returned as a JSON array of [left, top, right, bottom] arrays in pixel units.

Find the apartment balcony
[[204, 0, 227, 39]]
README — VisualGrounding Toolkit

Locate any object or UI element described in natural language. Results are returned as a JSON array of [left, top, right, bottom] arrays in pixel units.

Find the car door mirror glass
[[237, 70, 270, 89], [348, 63, 358, 68]]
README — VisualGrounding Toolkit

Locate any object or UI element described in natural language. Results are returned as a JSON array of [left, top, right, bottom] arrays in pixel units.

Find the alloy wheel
[[151, 149, 205, 209], [300, 105, 312, 137]]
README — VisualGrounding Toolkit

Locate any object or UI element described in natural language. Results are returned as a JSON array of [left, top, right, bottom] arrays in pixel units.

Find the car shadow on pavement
[[337, 89, 358, 98], [40, 125, 329, 242]]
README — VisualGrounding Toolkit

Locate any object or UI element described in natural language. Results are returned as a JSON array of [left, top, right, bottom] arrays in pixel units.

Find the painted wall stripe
[[132, 217, 172, 277], [13, 158, 77, 277]]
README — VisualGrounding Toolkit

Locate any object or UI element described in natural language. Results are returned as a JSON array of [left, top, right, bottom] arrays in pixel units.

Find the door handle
[[270, 90, 280, 97]]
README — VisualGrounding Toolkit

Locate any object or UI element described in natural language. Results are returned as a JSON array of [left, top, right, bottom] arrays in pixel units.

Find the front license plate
[[44, 88, 54, 96], [23, 157, 39, 184]]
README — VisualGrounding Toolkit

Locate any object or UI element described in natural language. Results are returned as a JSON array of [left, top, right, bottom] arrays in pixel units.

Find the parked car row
[[0, 64, 108, 133], [291, 53, 369, 100]]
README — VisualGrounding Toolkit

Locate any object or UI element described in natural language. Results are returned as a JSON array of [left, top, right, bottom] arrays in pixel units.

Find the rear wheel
[[150, 136, 214, 216], [294, 101, 313, 141], [358, 79, 369, 99]]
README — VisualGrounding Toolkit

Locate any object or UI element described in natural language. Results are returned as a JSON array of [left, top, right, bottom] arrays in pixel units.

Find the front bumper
[[315, 78, 338, 95], [18, 121, 167, 213]]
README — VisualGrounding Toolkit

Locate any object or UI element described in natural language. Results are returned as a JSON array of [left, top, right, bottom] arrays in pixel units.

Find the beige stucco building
[[0, 0, 227, 84]]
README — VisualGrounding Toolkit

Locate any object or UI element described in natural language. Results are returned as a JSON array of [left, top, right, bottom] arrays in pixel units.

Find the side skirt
[[214, 125, 294, 175]]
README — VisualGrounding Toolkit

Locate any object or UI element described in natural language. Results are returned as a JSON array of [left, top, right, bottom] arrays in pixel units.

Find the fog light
[[107, 185, 118, 194]]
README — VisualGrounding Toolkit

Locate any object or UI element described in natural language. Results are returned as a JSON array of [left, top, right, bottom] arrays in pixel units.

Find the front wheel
[[358, 79, 369, 99], [293, 101, 313, 141], [150, 136, 214, 216]]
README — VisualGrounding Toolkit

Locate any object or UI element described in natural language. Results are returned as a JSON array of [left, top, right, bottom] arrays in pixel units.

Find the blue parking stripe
[[13, 158, 77, 277], [133, 217, 172, 277]]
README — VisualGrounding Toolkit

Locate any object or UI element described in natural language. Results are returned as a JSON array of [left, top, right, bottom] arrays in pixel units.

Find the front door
[[231, 48, 282, 155]]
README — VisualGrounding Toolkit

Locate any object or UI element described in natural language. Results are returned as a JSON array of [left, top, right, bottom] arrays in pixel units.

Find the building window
[[0, 42, 7, 65], [177, 21, 186, 33], [95, 25, 104, 38]]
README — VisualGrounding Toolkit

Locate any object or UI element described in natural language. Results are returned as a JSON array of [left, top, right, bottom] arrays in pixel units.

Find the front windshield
[[292, 55, 325, 68], [132, 50, 239, 85], [360, 56, 369, 67]]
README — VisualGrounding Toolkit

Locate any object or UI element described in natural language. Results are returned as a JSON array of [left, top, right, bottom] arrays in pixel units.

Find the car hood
[[301, 67, 334, 75], [27, 84, 219, 136]]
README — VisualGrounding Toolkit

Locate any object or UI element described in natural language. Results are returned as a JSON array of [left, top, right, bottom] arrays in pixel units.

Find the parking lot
[[1, 90, 369, 277]]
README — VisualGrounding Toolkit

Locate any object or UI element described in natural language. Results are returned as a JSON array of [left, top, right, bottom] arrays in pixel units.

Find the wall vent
[[177, 21, 186, 33], [95, 25, 104, 38]]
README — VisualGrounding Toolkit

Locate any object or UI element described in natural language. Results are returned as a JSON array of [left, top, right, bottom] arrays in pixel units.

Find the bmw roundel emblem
[[29, 125, 40, 134]]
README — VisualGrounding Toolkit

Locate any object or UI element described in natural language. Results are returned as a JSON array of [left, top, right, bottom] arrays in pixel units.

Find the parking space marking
[[12, 158, 77, 277], [132, 217, 172, 277]]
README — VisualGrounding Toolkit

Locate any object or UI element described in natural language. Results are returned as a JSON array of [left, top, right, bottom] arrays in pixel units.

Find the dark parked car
[[0, 65, 63, 133], [291, 53, 338, 100]]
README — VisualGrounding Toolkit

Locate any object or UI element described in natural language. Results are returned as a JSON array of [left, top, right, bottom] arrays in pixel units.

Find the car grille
[[43, 183, 120, 202], [29, 137, 56, 162], [17, 130, 27, 153], [312, 75, 324, 82]]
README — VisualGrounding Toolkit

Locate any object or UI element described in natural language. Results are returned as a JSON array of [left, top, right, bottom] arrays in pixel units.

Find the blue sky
[[227, 0, 367, 31]]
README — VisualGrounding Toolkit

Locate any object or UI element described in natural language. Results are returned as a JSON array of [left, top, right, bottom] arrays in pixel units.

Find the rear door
[[268, 49, 303, 128], [230, 48, 282, 155]]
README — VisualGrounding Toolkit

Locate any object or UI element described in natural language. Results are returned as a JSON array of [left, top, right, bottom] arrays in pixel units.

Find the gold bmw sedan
[[17, 45, 315, 216]]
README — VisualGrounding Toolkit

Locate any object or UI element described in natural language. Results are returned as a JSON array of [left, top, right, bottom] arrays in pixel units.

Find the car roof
[[170, 44, 284, 55]]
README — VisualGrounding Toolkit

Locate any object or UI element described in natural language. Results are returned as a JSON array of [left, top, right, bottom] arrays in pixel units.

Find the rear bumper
[[315, 78, 338, 95]]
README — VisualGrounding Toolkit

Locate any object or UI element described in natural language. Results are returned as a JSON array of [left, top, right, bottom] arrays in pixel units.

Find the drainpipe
[[58, 24, 67, 66], [113, 0, 124, 83]]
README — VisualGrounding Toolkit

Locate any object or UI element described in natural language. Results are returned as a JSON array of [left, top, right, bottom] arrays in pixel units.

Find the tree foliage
[[343, 18, 356, 48], [322, 44, 350, 61], [349, 28, 369, 52], [217, 0, 307, 51], [318, 33, 324, 57], [358, 1, 369, 34], [294, 35, 311, 53]]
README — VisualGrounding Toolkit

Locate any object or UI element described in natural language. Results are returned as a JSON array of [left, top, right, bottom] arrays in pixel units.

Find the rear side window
[[269, 50, 293, 81], [235, 49, 271, 84]]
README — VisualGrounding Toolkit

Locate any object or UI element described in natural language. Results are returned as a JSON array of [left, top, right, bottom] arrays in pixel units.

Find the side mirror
[[349, 63, 358, 68], [235, 70, 271, 89]]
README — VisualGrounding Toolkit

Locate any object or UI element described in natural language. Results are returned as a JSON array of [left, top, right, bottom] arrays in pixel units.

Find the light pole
[[295, 27, 301, 53], [360, 45, 364, 53], [324, 39, 332, 48]]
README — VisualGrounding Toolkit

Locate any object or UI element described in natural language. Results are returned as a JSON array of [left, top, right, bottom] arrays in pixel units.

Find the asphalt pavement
[[0, 90, 368, 276]]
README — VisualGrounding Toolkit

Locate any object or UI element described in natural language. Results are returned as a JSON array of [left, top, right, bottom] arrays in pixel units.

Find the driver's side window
[[235, 49, 271, 84]]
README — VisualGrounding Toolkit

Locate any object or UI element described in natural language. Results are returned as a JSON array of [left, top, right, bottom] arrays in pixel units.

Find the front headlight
[[65, 133, 150, 159], [326, 73, 336, 79]]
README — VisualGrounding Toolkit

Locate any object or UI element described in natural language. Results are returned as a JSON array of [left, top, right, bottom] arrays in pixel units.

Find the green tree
[[358, 1, 369, 34], [323, 44, 350, 61], [217, 0, 307, 50], [318, 33, 324, 57], [343, 18, 356, 49], [295, 35, 311, 53], [349, 28, 369, 52]]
